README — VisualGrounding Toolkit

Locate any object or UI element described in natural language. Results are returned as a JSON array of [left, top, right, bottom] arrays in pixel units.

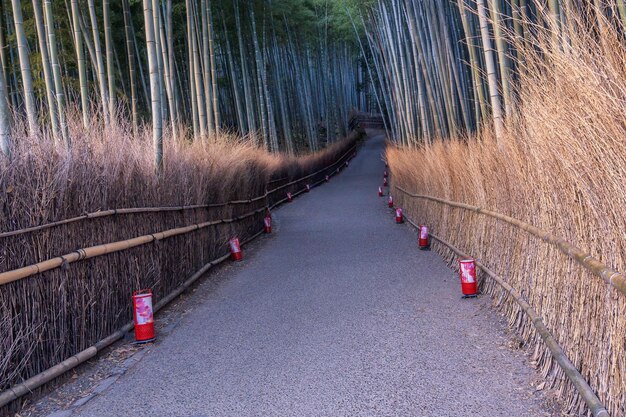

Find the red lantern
[[287, 192, 293, 202], [419, 225, 430, 249], [459, 259, 478, 297], [395, 208, 404, 223], [388, 195, 394, 208], [384, 170, 388, 178], [378, 186, 383, 197], [229, 238, 243, 261], [325, 175, 330, 182], [383, 177, 388, 187], [133, 289, 155, 343], [264, 215, 272, 234]]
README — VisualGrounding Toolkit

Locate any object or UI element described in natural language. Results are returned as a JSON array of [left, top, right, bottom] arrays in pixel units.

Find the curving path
[[73, 131, 549, 417]]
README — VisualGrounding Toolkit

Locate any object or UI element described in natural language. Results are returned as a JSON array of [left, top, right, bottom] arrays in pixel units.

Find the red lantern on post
[[395, 208, 404, 223], [388, 195, 394, 208], [419, 225, 430, 249], [459, 259, 478, 297], [378, 186, 383, 197], [229, 238, 243, 261], [383, 177, 388, 187], [384, 170, 388, 178], [287, 192, 293, 202], [133, 289, 155, 343], [264, 215, 272, 234]]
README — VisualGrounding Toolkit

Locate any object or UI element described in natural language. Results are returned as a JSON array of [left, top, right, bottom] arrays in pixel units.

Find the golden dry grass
[[387, 13, 626, 417], [0, 116, 361, 411]]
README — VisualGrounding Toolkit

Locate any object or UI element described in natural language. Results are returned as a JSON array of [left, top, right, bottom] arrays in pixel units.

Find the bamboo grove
[[0, 0, 375, 166], [366, 0, 626, 145]]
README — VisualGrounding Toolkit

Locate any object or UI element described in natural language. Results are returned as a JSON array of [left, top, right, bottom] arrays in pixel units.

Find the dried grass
[[0, 115, 360, 411], [387, 12, 626, 417]]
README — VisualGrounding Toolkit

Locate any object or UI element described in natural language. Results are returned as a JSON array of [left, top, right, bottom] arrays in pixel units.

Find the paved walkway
[[74, 131, 548, 417]]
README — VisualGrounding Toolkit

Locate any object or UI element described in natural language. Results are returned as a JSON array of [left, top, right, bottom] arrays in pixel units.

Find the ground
[[19, 131, 560, 417]]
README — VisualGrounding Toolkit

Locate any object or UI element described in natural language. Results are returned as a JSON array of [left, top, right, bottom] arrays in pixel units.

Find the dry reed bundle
[[0, 116, 362, 413], [387, 14, 626, 417]]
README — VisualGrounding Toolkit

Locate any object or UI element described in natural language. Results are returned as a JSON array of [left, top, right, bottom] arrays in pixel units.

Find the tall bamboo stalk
[[32, 0, 60, 140], [143, 0, 163, 170], [104, 0, 116, 119], [0, 58, 10, 158], [10, 0, 37, 136], [43, 0, 69, 145], [70, 0, 89, 128], [122, 0, 138, 135], [476, 0, 505, 141], [87, 0, 110, 126]]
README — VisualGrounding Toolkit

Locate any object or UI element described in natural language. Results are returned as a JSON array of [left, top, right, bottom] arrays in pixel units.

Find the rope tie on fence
[[76, 249, 87, 261]]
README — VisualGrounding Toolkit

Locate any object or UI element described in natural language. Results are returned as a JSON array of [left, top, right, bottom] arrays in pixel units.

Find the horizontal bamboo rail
[[395, 186, 626, 297], [0, 145, 356, 286], [0, 144, 356, 240], [0, 208, 265, 286], [0, 232, 257, 408], [402, 214, 610, 417]]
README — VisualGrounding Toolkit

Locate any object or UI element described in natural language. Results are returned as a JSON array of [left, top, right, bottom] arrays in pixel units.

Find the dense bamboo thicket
[[0, 0, 373, 164], [0, 113, 362, 410], [368, 0, 626, 146], [386, 7, 626, 416]]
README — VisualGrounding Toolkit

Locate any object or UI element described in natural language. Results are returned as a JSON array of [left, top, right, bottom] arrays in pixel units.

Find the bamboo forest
[[0, 0, 624, 416]]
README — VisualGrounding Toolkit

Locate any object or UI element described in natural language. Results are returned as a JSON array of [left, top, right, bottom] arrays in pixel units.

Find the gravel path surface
[[73, 131, 550, 417]]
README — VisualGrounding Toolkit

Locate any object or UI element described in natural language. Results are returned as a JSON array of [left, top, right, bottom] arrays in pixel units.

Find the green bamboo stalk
[[32, 0, 60, 140], [143, 0, 163, 171], [122, 0, 138, 135], [104, 0, 115, 119], [487, 0, 513, 117], [87, 0, 110, 126], [43, 0, 69, 145], [476, 0, 505, 141], [70, 0, 89, 128], [10, 0, 37, 136]]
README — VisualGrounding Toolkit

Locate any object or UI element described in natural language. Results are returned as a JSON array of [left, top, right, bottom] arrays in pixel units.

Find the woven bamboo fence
[[391, 181, 625, 416], [0, 133, 360, 413]]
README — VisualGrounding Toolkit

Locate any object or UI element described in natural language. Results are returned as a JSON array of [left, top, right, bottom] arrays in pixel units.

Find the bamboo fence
[[0, 137, 358, 413], [400, 210, 610, 417], [393, 184, 624, 416]]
